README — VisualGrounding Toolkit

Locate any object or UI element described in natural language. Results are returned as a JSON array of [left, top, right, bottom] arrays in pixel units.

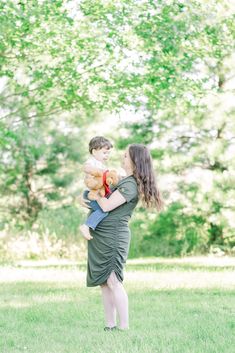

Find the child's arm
[[96, 190, 126, 212]]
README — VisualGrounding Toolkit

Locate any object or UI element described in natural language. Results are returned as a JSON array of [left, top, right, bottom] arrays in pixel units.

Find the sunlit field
[[0, 257, 235, 353]]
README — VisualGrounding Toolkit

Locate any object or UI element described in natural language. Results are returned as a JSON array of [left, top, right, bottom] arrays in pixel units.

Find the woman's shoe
[[104, 326, 117, 331]]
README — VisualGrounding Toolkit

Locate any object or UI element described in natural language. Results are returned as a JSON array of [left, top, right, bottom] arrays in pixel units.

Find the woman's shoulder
[[117, 176, 138, 194], [114, 175, 138, 202], [117, 175, 137, 186]]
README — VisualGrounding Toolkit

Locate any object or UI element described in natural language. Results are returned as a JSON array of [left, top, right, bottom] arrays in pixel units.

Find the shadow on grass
[[11, 262, 235, 273], [129, 263, 235, 272]]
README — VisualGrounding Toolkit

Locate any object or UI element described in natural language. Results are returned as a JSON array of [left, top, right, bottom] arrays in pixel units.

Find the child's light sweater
[[84, 155, 106, 171]]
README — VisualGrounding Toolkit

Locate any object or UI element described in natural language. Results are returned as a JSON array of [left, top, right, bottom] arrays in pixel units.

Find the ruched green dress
[[86, 175, 139, 287]]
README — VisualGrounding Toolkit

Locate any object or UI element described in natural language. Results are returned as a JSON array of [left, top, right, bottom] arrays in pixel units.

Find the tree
[[1, 0, 234, 256], [115, 0, 235, 255], [0, 0, 137, 225]]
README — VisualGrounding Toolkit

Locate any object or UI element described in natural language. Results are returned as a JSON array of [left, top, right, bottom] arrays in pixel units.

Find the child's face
[[92, 147, 111, 163]]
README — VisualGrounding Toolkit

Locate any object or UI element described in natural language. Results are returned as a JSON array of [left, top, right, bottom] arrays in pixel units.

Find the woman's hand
[[96, 190, 126, 212]]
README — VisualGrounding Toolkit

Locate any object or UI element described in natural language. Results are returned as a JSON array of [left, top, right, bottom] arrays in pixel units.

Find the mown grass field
[[0, 257, 235, 353]]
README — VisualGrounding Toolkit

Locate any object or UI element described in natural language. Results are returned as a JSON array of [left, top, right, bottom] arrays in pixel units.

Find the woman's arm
[[96, 190, 126, 212]]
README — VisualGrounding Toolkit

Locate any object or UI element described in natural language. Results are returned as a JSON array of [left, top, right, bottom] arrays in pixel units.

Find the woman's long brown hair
[[129, 144, 164, 211]]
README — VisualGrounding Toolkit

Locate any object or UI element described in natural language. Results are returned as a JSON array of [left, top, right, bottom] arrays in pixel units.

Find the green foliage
[[0, 0, 234, 257], [37, 205, 86, 240], [0, 205, 86, 261], [140, 203, 209, 257], [116, 0, 235, 256], [0, 119, 86, 225], [0, 0, 147, 227], [129, 205, 201, 258]]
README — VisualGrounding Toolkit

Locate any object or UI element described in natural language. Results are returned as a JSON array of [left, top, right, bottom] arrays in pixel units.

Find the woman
[[81, 144, 163, 331]]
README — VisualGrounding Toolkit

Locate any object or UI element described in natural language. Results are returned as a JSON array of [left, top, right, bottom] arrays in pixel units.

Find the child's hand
[[78, 195, 91, 209]]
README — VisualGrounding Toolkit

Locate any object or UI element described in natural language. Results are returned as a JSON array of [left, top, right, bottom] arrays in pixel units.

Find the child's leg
[[79, 190, 95, 240], [80, 191, 108, 239], [85, 208, 108, 230], [83, 192, 104, 212], [82, 190, 92, 208], [83, 190, 109, 230]]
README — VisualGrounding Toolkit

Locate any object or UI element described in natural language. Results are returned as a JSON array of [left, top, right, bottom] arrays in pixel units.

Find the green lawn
[[0, 257, 235, 353]]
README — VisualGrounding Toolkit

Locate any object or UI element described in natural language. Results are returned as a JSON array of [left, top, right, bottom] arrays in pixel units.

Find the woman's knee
[[107, 271, 119, 289]]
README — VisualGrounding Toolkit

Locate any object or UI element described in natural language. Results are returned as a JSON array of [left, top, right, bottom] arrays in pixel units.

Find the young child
[[79, 136, 114, 240]]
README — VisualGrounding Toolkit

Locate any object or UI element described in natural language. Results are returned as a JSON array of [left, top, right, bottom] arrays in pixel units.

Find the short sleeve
[[116, 178, 138, 202]]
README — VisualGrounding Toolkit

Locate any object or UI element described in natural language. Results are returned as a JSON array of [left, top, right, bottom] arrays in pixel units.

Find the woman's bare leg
[[106, 271, 129, 329], [100, 283, 117, 328]]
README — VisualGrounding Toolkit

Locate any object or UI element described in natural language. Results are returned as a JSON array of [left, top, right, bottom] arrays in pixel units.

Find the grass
[[0, 257, 235, 353]]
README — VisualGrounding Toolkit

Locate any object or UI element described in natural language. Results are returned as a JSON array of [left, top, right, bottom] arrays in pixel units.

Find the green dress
[[86, 175, 139, 287]]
